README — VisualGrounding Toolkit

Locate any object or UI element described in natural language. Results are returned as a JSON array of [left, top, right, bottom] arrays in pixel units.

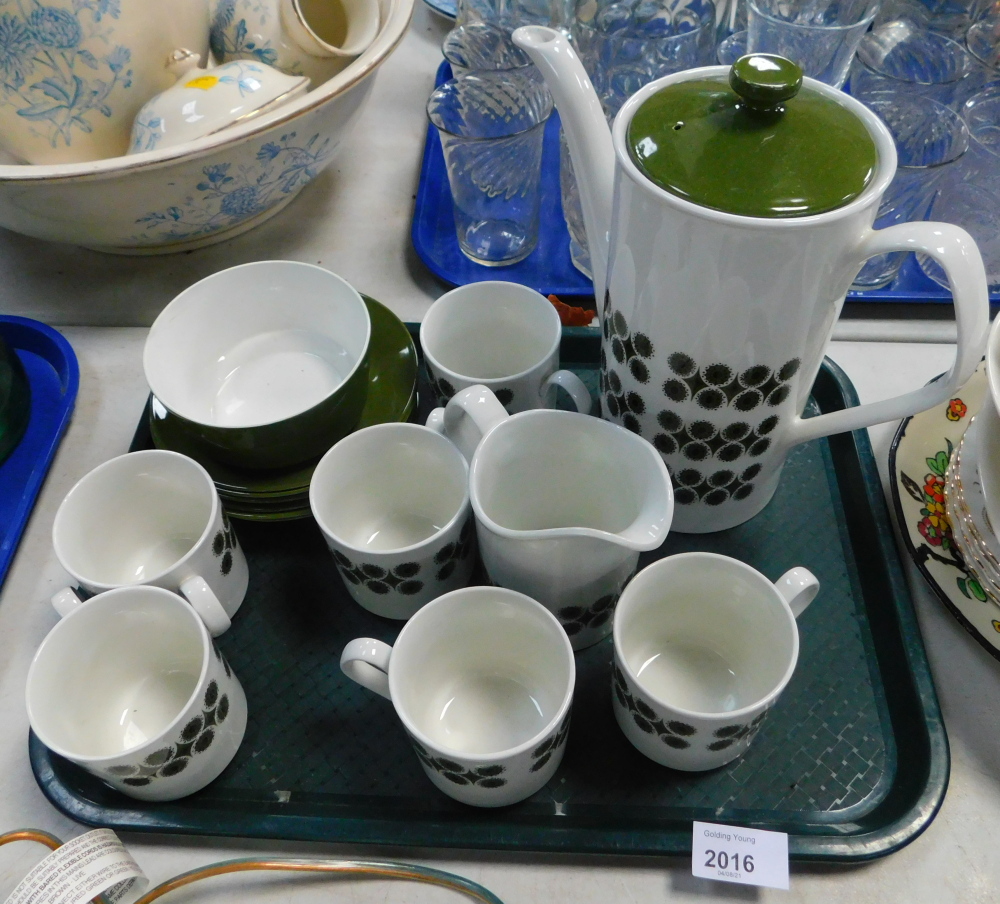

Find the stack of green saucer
[[150, 297, 417, 521]]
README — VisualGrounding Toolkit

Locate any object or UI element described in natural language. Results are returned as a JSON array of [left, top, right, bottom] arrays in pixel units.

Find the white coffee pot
[[512, 30, 990, 533]]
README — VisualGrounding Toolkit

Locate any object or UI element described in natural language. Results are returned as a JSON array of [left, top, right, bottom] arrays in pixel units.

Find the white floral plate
[[889, 360, 1000, 660]]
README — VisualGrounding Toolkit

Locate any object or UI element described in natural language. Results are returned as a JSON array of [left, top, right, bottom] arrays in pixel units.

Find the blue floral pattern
[[210, 0, 305, 76], [129, 110, 162, 153], [133, 131, 334, 242], [216, 60, 268, 96], [211, 0, 276, 66], [0, 0, 133, 149]]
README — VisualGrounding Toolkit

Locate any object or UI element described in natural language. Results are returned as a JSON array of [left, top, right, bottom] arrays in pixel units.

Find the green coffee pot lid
[[627, 54, 878, 218]]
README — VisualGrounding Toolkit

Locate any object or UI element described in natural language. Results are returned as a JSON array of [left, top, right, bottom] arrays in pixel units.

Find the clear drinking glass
[[715, 0, 748, 42], [457, 0, 575, 31], [850, 20, 982, 108], [443, 21, 535, 77], [967, 6, 1000, 65], [427, 70, 554, 266], [573, 0, 717, 120], [746, 0, 880, 88], [918, 88, 1000, 290], [851, 94, 970, 289], [871, 0, 994, 37], [561, 0, 717, 276], [913, 0, 995, 36], [717, 28, 748, 62], [873, 0, 935, 30]]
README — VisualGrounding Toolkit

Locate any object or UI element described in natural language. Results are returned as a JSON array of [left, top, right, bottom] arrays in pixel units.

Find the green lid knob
[[729, 54, 803, 111]]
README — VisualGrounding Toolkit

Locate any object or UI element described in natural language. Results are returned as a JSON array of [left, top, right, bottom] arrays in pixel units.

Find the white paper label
[[691, 821, 789, 890], [3, 829, 148, 904]]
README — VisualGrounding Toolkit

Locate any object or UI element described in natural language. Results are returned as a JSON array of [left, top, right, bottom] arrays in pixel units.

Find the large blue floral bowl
[[0, 0, 411, 252], [0, 0, 211, 165]]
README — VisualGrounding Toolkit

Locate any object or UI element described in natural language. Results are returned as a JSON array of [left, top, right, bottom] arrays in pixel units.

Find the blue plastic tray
[[0, 317, 79, 590], [413, 60, 983, 305], [413, 93, 592, 297]]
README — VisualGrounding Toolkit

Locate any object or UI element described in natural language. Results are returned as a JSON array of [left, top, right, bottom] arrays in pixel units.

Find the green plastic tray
[[30, 327, 948, 861]]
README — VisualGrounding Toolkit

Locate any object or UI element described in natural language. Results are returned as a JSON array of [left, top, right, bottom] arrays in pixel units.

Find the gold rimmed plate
[[150, 295, 417, 502], [889, 360, 1000, 661], [944, 432, 1000, 605]]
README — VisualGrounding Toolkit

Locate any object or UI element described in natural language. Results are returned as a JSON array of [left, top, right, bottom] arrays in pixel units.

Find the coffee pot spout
[[513, 26, 615, 298]]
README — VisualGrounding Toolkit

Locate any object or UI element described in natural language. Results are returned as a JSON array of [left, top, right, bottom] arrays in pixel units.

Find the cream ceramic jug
[[427, 385, 674, 650], [513, 29, 990, 533]]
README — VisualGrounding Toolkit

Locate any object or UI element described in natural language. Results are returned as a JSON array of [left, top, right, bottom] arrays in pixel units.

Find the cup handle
[[51, 587, 84, 618], [774, 567, 819, 618], [542, 369, 593, 413], [179, 575, 232, 637], [786, 220, 989, 447], [340, 637, 393, 700], [425, 384, 510, 463], [425, 407, 445, 433]]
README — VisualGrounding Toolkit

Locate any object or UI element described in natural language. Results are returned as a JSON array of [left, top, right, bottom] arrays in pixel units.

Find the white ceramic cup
[[309, 422, 475, 619], [26, 585, 247, 801], [427, 384, 673, 650], [420, 282, 592, 415], [0, 0, 210, 164], [971, 315, 1000, 536], [340, 585, 575, 807], [612, 552, 818, 771], [51, 450, 248, 636]]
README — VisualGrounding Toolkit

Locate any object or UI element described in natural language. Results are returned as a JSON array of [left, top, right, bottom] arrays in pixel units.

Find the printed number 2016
[[704, 850, 755, 873]]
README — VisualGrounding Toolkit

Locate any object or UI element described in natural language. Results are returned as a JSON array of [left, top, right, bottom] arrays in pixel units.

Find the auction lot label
[[692, 821, 789, 890]]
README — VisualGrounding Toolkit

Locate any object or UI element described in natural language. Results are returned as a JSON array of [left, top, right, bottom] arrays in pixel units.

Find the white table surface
[[1, 5, 998, 903]]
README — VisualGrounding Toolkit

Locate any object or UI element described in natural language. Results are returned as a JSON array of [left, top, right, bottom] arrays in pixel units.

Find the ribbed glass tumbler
[[561, 0, 716, 277], [746, 0, 879, 87], [919, 89, 1000, 291], [850, 20, 980, 110], [443, 21, 535, 78], [428, 70, 553, 266], [851, 93, 969, 289]]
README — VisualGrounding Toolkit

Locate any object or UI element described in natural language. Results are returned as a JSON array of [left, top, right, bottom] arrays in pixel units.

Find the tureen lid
[[626, 54, 879, 218]]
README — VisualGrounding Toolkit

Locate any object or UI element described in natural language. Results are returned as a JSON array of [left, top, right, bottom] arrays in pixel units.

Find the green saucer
[[150, 295, 417, 498], [223, 497, 313, 522], [226, 505, 313, 522]]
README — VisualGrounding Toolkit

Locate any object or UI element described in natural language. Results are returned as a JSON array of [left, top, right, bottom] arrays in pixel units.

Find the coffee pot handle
[[788, 220, 989, 446], [426, 384, 511, 463]]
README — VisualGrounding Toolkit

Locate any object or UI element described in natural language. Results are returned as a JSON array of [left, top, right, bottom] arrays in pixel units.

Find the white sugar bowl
[[129, 55, 309, 154]]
